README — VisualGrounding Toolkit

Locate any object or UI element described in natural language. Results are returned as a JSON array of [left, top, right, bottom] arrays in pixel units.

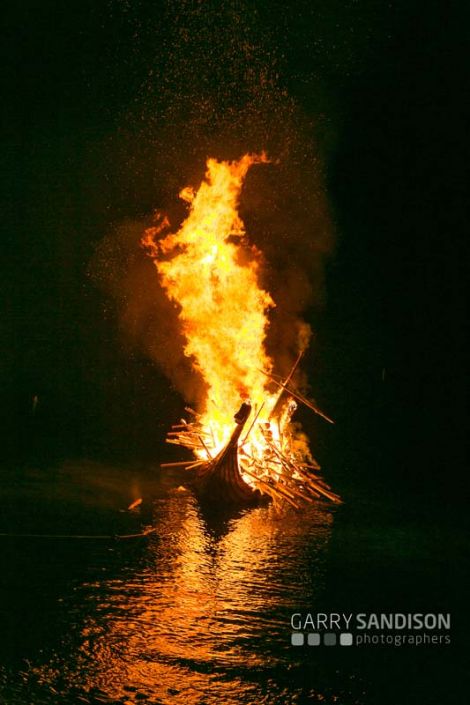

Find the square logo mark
[[340, 633, 353, 646], [308, 633, 321, 646], [323, 633, 337, 646], [291, 633, 304, 646]]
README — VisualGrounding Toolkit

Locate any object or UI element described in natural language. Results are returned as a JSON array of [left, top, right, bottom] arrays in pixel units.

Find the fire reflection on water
[[34, 493, 334, 704]]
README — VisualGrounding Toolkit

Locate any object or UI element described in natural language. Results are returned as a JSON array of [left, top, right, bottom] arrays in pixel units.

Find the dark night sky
[[1, 1, 467, 504]]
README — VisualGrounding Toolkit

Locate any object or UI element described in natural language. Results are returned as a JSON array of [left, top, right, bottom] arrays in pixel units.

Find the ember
[[142, 154, 340, 507]]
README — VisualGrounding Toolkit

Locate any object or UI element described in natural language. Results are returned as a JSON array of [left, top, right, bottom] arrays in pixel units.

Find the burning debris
[[142, 154, 340, 507]]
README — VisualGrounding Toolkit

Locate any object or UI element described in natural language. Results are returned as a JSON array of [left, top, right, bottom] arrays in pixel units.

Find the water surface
[[0, 462, 466, 704]]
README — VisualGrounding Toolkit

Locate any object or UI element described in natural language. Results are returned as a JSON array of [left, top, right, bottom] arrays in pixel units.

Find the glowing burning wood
[[142, 154, 340, 506]]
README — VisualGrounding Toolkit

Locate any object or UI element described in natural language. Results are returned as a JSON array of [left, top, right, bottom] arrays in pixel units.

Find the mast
[[268, 350, 304, 420]]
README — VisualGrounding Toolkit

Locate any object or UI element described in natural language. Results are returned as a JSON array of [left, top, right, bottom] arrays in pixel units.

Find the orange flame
[[142, 153, 322, 493]]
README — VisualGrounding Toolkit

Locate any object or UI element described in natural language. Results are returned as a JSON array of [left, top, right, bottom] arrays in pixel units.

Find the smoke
[[92, 219, 208, 407], [239, 153, 334, 382], [91, 0, 336, 404]]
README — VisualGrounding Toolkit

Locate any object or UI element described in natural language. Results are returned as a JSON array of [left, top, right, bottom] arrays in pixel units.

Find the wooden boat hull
[[190, 403, 264, 505]]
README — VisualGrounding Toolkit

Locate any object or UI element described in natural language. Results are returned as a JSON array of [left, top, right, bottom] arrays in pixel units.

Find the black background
[[1, 0, 467, 505]]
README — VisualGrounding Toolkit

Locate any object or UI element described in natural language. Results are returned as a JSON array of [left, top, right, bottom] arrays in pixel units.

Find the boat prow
[[191, 402, 263, 504]]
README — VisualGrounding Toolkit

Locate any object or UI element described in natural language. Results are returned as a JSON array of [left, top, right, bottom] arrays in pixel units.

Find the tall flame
[[142, 154, 339, 504], [142, 154, 279, 450]]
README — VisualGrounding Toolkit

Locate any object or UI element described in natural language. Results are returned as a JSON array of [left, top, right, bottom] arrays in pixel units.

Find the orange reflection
[[58, 494, 335, 703]]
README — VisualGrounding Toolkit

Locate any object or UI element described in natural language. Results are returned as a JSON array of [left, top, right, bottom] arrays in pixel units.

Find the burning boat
[[160, 353, 341, 507], [142, 153, 341, 508]]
